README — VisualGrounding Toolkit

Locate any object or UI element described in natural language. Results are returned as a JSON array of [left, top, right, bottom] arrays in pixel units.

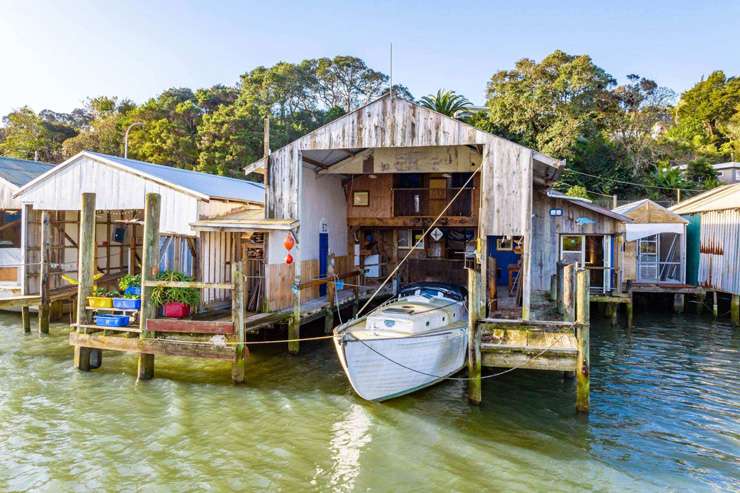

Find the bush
[[151, 271, 200, 308]]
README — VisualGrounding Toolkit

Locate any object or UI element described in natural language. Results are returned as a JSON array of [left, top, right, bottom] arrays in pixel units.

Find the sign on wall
[[549, 208, 563, 216]]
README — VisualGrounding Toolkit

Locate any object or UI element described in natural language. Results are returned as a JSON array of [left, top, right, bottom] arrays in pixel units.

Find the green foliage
[[685, 157, 720, 189], [90, 286, 119, 297], [0, 107, 77, 162], [565, 185, 590, 199], [151, 271, 200, 308], [418, 90, 472, 118], [118, 273, 141, 291]]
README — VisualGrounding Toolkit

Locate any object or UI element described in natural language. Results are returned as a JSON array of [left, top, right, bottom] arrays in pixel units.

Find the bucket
[[163, 302, 190, 318]]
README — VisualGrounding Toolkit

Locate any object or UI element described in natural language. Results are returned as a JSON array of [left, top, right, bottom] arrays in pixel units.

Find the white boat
[[333, 282, 468, 401]]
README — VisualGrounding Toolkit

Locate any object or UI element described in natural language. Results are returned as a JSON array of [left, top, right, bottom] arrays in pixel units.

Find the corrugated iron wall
[[698, 209, 740, 295]]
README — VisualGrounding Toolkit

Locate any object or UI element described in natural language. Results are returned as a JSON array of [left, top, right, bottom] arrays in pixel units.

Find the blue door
[[319, 232, 329, 296]]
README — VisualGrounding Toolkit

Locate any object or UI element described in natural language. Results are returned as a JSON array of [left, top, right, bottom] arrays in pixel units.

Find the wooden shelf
[[86, 306, 140, 313], [72, 323, 141, 333]]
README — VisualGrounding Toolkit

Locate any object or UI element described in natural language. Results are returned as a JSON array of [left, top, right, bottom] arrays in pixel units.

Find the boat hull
[[334, 326, 467, 401]]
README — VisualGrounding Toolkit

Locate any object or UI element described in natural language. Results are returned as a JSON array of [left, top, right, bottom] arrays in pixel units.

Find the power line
[[561, 168, 707, 193]]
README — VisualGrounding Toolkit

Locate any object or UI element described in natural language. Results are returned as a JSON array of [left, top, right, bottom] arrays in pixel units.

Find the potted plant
[[151, 270, 200, 318], [114, 273, 142, 309], [87, 286, 117, 308]]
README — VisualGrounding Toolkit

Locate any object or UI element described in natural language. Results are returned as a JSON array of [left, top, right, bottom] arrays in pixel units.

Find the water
[[0, 312, 737, 492]]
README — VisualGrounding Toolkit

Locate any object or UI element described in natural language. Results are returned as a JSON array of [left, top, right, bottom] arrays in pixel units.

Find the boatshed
[[613, 199, 688, 285]]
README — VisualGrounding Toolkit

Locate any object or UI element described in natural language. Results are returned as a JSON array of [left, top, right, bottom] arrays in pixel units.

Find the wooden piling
[[467, 268, 482, 405], [21, 306, 31, 334], [556, 261, 565, 315], [324, 256, 335, 334], [562, 263, 576, 322], [712, 291, 718, 319], [626, 293, 634, 329], [549, 274, 557, 302], [575, 268, 590, 414], [673, 293, 685, 314], [288, 246, 301, 354], [696, 291, 705, 315], [138, 192, 161, 379], [231, 260, 246, 383], [74, 193, 96, 371], [38, 210, 51, 335], [731, 295, 740, 327]]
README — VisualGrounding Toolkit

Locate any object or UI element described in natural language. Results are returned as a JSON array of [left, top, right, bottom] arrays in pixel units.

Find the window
[[398, 229, 423, 249], [352, 190, 369, 207], [496, 238, 513, 251], [450, 173, 473, 188], [560, 235, 585, 265]]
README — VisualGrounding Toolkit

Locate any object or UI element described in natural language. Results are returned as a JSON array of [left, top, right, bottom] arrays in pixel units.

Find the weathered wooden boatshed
[[12, 151, 263, 332], [613, 199, 688, 286], [246, 94, 628, 411], [0, 157, 54, 295], [672, 184, 740, 322]]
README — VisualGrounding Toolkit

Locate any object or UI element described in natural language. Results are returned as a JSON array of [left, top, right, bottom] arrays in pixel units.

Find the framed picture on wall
[[496, 238, 513, 251], [352, 190, 369, 207]]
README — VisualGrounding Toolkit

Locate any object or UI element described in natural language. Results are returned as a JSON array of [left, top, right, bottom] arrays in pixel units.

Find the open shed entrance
[[559, 234, 613, 293], [637, 233, 682, 283]]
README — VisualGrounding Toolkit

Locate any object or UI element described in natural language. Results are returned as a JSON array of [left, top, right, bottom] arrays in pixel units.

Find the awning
[[190, 218, 298, 233], [625, 223, 684, 241]]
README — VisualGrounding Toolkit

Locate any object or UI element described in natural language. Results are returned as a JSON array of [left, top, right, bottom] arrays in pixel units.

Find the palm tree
[[418, 90, 472, 118]]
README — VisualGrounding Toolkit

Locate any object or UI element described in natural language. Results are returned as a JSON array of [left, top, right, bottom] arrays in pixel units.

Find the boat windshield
[[399, 287, 463, 302]]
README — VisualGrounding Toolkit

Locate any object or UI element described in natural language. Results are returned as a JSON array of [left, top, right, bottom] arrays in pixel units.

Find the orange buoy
[[285, 253, 294, 265], [283, 233, 295, 251]]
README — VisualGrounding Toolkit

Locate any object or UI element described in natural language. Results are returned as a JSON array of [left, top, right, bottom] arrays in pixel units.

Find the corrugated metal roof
[[671, 184, 740, 214], [86, 152, 264, 203], [0, 156, 54, 187]]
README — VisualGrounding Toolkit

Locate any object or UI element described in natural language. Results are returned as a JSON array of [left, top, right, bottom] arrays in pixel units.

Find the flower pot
[[163, 302, 190, 318], [113, 298, 141, 310], [87, 296, 113, 308], [94, 314, 130, 327]]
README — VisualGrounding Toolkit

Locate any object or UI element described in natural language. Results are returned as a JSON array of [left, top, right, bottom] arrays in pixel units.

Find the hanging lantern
[[285, 253, 294, 265], [283, 232, 295, 251]]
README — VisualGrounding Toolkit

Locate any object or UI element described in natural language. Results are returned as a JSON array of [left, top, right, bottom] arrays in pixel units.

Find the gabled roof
[[0, 156, 54, 188], [15, 151, 264, 203], [671, 184, 740, 214], [613, 198, 687, 224], [548, 190, 631, 222]]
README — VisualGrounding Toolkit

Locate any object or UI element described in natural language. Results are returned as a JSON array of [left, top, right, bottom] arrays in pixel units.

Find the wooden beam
[[575, 268, 590, 414], [138, 193, 161, 379], [467, 268, 482, 405], [74, 193, 96, 371], [231, 260, 246, 383], [347, 216, 477, 228], [146, 319, 234, 335], [142, 280, 233, 290], [38, 211, 51, 335], [69, 332, 236, 361], [562, 263, 576, 322]]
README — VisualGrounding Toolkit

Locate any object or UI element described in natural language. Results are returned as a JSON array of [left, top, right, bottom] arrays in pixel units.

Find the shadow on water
[[0, 311, 738, 492]]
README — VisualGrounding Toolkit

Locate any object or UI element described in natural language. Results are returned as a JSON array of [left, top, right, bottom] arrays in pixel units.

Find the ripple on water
[[0, 313, 738, 491]]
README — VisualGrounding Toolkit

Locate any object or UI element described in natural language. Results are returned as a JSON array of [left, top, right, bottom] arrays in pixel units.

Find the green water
[[0, 312, 738, 492]]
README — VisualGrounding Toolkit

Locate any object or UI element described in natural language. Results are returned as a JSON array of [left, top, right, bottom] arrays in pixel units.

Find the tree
[[666, 71, 740, 158], [418, 89, 472, 118], [61, 96, 134, 158], [610, 74, 675, 173], [0, 106, 76, 162], [482, 50, 616, 160]]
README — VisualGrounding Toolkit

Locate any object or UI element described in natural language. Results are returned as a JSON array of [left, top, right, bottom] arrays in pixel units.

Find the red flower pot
[[163, 302, 190, 318]]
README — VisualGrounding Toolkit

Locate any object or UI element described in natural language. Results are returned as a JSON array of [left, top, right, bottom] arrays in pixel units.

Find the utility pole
[[124, 122, 144, 159]]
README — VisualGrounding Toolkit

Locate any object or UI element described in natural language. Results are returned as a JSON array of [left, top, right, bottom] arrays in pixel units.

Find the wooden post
[[324, 255, 335, 334], [288, 240, 301, 355], [575, 268, 590, 413], [38, 210, 51, 335], [731, 295, 740, 327], [626, 292, 634, 329], [231, 260, 246, 383], [352, 273, 360, 317], [549, 274, 557, 302], [556, 261, 565, 315], [696, 291, 705, 315], [21, 306, 31, 333], [712, 291, 718, 319], [467, 268, 482, 405], [128, 223, 137, 274], [673, 293, 685, 314], [74, 193, 96, 371], [138, 193, 161, 379], [562, 263, 576, 322]]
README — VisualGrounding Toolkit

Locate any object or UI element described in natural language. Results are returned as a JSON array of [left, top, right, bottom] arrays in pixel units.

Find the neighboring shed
[[671, 184, 740, 295], [613, 199, 688, 285], [13, 151, 264, 308], [0, 157, 54, 293]]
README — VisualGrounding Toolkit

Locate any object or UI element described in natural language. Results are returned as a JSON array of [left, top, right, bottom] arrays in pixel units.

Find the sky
[[1, 0, 739, 117]]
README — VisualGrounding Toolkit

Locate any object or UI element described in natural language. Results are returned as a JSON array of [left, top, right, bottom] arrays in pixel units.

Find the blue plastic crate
[[124, 286, 141, 297], [94, 314, 130, 327], [113, 298, 141, 310]]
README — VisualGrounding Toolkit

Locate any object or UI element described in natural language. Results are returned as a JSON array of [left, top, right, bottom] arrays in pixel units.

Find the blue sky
[[1, 0, 738, 116]]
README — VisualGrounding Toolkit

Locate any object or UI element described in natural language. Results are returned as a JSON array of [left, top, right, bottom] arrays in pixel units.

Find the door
[[428, 177, 447, 216], [637, 235, 658, 282], [319, 232, 328, 296]]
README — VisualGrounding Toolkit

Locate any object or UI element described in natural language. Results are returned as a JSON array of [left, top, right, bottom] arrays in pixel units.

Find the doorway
[[560, 234, 612, 292], [637, 233, 681, 283]]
